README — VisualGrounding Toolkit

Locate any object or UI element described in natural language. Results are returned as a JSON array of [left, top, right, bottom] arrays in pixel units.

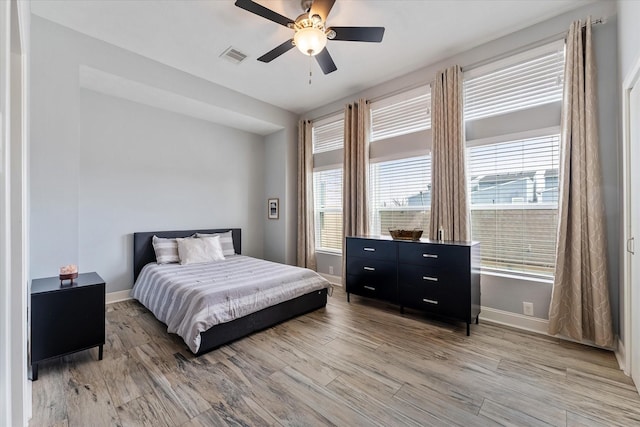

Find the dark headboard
[[133, 228, 241, 282]]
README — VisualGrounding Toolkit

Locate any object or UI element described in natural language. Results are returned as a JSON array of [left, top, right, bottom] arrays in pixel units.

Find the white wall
[[263, 130, 287, 263], [30, 16, 280, 293], [77, 90, 265, 292], [303, 1, 621, 331]]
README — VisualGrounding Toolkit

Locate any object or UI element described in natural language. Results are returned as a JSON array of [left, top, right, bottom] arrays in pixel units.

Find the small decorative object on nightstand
[[59, 264, 78, 286], [30, 272, 105, 380]]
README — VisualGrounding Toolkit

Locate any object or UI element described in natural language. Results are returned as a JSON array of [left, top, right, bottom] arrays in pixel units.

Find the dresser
[[30, 272, 105, 380], [345, 236, 480, 335]]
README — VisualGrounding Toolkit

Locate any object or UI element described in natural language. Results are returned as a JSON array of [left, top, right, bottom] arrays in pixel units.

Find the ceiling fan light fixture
[[294, 26, 327, 56]]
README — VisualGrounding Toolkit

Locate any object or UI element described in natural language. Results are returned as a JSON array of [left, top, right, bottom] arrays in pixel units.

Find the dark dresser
[[30, 272, 105, 380], [346, 236, 481, 335]]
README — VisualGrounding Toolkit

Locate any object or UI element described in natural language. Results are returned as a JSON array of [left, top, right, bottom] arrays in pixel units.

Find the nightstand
[[30, 272, 105, 380]]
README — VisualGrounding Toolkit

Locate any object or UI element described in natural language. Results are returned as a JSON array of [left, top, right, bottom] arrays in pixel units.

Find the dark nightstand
[[30, 272, 105, 380]]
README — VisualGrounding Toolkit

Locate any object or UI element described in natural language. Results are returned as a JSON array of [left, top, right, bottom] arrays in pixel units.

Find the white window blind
[[313, 168, 343, 252], [313, 115, 344, 154], [468, 135, 560, 277], [370, 86, 431, 142], [464, 41, 564, 121], [369, 155, 431, 236]]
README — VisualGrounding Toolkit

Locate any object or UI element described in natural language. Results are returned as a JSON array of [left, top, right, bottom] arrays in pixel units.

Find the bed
[[132, 228, 330, 355]]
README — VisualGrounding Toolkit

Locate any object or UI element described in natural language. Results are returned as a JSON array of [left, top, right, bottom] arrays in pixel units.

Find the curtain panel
[[429, 65, 470, 241], [548, 18, 613, 347], [343, 99, 370, 241], [297, 119, 317, 270]]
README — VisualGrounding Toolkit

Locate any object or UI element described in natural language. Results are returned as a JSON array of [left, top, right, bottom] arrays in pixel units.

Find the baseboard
[[479, 306, 549, 335], [616, 337, 628, 375], [480, 306, 619, 354], [106, 289, 132, 304], [319, 273, 342, 286]]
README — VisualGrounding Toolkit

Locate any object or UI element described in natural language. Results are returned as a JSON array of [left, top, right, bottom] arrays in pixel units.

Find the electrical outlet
[[523, 302, 534, 316], [329, 266, 334, 275]]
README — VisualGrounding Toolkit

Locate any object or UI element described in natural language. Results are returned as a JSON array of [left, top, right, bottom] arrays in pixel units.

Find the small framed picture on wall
[[268, 198, 279, 220]]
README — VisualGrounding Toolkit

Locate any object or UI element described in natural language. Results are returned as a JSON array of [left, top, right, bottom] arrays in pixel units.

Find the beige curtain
[[343, 99, 370, 240], [297, 119, 317, 270], [429, 65, 469, 241], [548, 18, 613, 347]]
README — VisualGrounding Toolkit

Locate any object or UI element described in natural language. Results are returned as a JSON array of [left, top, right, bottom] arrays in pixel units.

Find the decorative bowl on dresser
[[345, 236, 481, 335], [30, 272, 105, 380]]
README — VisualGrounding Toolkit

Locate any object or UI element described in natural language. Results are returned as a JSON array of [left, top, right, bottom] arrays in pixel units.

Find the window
[[464, 42, 564, 121], [371, 87, 431, 141], [313, 118, 343, 154], [369, 155, 431, 236], [368, 86, 432, 235], [464, 40, 564, 279], [468, 135, 559, 277], [313, 169, 343, 252], [312, 114, 344, 252]]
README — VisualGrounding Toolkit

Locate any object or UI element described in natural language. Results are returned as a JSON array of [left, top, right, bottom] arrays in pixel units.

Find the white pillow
[[152, 235, 180, 264], [176, 235, 225, 265], [195, 230, 236, 256]]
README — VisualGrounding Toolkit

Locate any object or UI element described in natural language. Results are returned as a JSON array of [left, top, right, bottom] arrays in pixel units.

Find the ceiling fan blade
[[234, 0, 294, 27], [330, 26, 385, 42], [257, 39, 295, 63], [309, 0, 336, 23], [315, 48, 337, 75]]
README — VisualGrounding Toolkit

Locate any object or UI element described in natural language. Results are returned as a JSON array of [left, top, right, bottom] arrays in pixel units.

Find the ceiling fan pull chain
[[308, 54, 313, 85]]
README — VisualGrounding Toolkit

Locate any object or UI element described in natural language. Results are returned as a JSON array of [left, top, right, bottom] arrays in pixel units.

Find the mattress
[[131, 255, 331, 353]]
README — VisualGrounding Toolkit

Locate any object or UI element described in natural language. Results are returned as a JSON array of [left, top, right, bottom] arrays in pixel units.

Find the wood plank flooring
[[30, 287, 640, 426]]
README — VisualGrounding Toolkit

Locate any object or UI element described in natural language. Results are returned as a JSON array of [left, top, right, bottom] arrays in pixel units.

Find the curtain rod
[[463, 16, 606, 72], [305, 108, 343, 123]]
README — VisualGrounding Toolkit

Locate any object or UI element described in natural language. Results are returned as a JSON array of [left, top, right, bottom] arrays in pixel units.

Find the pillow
[[152, 235, 180, 264], [195, 230, 236, 256], [176, 235, 225, 265]]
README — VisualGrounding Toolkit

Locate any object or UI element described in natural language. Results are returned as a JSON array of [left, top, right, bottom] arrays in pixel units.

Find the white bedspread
[[131, 255, 331, 353]]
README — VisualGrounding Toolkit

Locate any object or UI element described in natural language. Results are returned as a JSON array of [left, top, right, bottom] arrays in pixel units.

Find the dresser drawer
[[398, 242, 467, 270], [400, 285, 466, 319], [346, 238, 396, 261], [347, 274, 397, 302], [346, 257, 396, 282], [398, 264, 466, 291]]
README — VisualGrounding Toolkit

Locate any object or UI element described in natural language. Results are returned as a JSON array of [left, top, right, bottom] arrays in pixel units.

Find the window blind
[[370, 86, 431, 142], [313, 168, 343, 252], [312, 115, 344, 154], [369, 155, 431, 236], [464, 42, 564, 121], [468, 135, 560, 277]]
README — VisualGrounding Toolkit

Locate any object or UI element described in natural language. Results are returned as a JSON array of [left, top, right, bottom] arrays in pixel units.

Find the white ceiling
[[31, 0, 591, 115]]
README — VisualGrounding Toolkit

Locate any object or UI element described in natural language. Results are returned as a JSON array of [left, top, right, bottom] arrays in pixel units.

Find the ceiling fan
[[234, 0, 385, 75]]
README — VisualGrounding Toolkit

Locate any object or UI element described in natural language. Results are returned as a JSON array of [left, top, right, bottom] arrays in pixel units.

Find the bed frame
[[132, 228, 328, 355]]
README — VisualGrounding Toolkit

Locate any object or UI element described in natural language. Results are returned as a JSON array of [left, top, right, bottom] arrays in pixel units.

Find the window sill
[[480, 269, 554, 284], [316, 249, 342, 256]]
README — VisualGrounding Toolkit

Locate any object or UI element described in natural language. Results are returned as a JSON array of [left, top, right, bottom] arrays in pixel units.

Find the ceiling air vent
[[220, 47, 248, 64]]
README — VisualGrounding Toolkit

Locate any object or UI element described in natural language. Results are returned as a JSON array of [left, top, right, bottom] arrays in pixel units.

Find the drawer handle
[[423, 254, 438, 258], [423, 298, 438, 305], [363, 266, 375, 271], [363, 247, 376, 252], [422, 276, 438, 282], [364, 286, 376, 291]]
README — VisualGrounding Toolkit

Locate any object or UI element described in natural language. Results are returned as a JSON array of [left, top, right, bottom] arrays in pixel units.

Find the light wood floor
[[31, 287, 640, 427]]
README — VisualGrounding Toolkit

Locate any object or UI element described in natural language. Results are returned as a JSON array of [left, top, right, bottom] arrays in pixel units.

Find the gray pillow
[[152, 235, 180, 264], [195, 231, 235, 256]]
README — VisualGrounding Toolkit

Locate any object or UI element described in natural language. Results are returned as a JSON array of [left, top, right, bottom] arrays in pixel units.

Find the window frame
[[312, 114, 344, 253], [368, 86, 433, 236], [464, 40, 565, 280]]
